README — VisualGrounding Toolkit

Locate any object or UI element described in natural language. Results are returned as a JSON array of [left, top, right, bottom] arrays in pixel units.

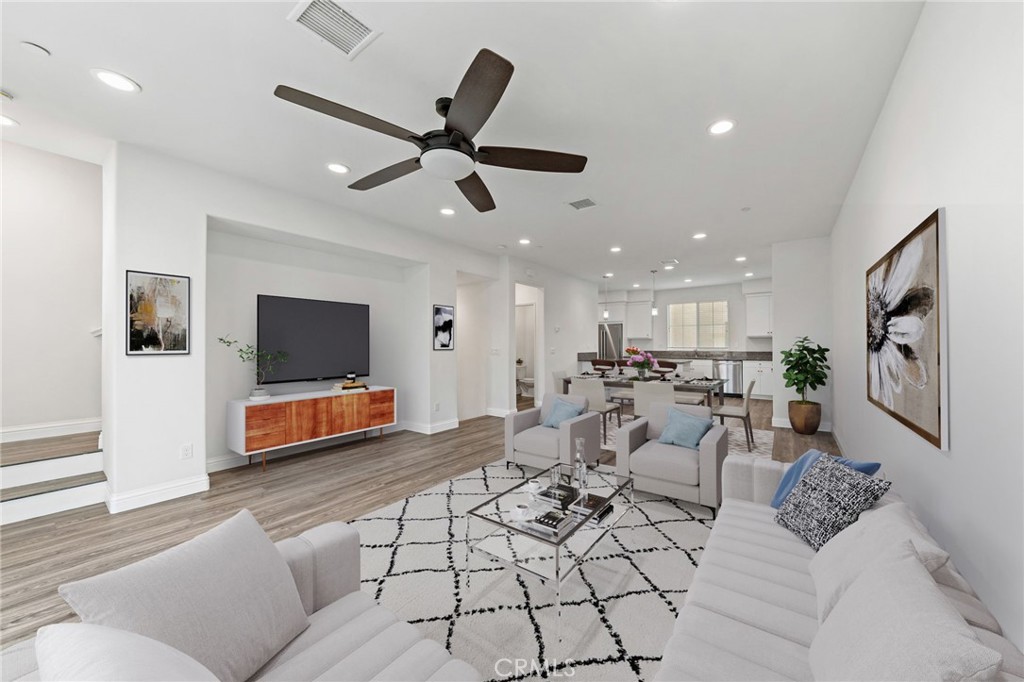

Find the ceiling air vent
[[288, 1, 381, 60], [569, 198, 596, 210]]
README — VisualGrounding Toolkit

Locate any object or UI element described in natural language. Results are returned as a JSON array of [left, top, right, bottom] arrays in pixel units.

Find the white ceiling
[[1, 1, 922, 289]]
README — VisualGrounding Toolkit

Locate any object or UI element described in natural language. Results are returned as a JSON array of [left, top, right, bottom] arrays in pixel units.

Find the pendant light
[[650, 270, 659, 316], [602, 275, 610, 319]]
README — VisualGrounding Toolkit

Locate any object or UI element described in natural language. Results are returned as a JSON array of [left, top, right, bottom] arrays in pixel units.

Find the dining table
[[562, 375, 728, 406]]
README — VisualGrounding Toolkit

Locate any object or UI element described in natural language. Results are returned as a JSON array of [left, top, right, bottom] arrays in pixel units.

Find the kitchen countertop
[[578, 350, 773, 362]]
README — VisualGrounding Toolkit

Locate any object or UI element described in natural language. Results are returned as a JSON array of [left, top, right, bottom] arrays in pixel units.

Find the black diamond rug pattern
[[351, 462, 713, 681]]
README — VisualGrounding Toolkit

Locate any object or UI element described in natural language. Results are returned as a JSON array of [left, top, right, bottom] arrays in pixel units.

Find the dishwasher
[[712, 359, 744, 395]]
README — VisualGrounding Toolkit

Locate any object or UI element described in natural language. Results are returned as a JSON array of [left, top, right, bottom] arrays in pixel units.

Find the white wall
[[102, 143, 499, 511], [508, 259, 597, 399], [1, 142, 101, 435], [650, 283, 773, 352], [772, 237, 833, 429], [456, 279, 491, 421], [830, 2, 1023, 645], [205, 228, 413, 471]]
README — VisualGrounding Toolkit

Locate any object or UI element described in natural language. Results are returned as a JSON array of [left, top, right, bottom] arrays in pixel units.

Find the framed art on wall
[[126, 270, 190, 355], [433, 304, 454, 351], [865, 209, 948, 449]]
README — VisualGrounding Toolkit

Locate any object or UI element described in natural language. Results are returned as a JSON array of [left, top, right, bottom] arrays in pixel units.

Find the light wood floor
[[0, 405, 837, 646]]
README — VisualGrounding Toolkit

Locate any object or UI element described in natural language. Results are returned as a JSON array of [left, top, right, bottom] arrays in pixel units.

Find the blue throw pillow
[[541, 398, 585, 428], [770, 449, 882, 509], [658, 409, 713, 449]]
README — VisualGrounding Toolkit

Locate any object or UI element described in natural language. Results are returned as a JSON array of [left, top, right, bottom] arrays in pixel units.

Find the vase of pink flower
[[625, 347, 658, 380]]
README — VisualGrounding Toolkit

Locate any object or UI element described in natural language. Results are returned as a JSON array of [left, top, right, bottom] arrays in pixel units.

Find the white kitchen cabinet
[[626, 301, 653, 338], [743, 361, 774, 399], [745, 294, 772, 338]]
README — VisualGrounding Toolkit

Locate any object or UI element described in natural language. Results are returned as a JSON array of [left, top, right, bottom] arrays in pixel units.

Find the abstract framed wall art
[[433, 304, 454, 351], [866, 209, 948, 449], [126, 270, 190, 355]]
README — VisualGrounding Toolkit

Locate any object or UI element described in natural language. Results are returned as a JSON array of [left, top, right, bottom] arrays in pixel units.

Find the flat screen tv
[[257, 295, 369, 383]]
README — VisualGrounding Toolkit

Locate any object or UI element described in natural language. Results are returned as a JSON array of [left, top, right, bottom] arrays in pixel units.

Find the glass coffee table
[[464, 463, 634, 639]]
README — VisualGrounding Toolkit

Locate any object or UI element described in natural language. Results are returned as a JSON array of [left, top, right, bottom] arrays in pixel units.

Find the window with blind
[[667, 301, 729, 348]]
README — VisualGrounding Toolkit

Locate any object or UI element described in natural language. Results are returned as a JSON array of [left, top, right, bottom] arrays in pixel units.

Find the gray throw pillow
[[775, 455, 891, 550], [58, 509, 308, 682], [36, 623, 217, 681]]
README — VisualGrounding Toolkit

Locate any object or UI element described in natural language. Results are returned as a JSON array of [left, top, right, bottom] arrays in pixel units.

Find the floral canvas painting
[[866, 210, 947, 448], [127, 270, 190, 354]]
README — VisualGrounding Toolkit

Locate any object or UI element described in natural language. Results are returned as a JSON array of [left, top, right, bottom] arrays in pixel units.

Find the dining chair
[[551, 370, 567, 394], [570, 377, 622, 443], [633, 381, 675, 418], [711, 379, 757, 451], [590, 359, 616, 376]]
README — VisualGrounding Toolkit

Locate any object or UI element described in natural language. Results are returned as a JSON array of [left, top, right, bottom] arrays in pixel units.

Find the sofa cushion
[[58, 509, 308, 682], [775, 455, 891, 550], [255, 591, 480, 682], [770, 450, 882, 509], [35, 624, 217, 682], [541, 398, 584, 428], [809, 540, 1003, 681], [658, 408, 712, 449], [513, 425, 560, 458], [629, 439, 699, 486], [646, 402, 712, 442], [809, 501, 950, 622]]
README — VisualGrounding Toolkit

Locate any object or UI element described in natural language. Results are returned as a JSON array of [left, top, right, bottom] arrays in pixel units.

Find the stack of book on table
[[569, 494, 613, 527], [535, 483, 578, 511], [525, 509, 573, 535]]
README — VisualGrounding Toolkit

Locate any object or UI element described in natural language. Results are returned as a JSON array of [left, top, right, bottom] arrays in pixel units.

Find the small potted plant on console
[[218, 335, 289, 401], [780, 336, 830, 435]]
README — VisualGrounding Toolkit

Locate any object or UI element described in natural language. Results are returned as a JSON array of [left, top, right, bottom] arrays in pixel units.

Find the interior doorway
[[514, 283, 544, 408]]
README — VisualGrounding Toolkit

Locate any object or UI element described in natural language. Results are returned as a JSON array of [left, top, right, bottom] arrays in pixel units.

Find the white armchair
[[615, 402, 729, 515], [505, 392, 601, 470]]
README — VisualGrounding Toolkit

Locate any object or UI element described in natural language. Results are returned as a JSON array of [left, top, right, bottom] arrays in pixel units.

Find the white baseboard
[[1, 418, 102, 443], [106, 474, 209, 514], [771, 417, 833, 432], [402, 420, 459, 435], [1, 482, 106, 525], [486, 408, 513, 418], [1, 451, 103, 488]]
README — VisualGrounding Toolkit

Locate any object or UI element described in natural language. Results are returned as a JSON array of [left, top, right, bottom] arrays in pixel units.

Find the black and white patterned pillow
[[775, 454, 892, 550]]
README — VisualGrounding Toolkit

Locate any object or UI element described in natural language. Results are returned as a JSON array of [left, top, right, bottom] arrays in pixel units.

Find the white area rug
[[601, 415, 775, 459], [351, 462, 713, 681]]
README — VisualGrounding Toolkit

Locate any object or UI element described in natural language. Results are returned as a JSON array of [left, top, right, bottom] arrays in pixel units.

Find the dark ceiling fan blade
[[476, 146, 588, 173], [274, 85, 420, 145], [444, 49, 514, 141], [455, 172, 496, 212], [348, 158, 421, 191]]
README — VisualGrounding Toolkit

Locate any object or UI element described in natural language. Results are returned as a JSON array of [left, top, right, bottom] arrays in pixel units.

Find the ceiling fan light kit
[[274, 48, 587, 212]]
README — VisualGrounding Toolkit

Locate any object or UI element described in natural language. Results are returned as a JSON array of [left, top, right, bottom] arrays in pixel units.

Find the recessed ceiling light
[[519, 238, 531, 245], [604, 272, 614, 277], [0, 115, 19, 127], [684, 278, 693, 283], [327, 163, 350, 174], [745, 272, 754, 277], [692, 233, 707, 240], [90, 69, 141, 93], [20, 42, 51, 57], [440, 208, 456, 216], [0, 91, 12, 102], [707, 119, 735, 135], [610, 246, 622, 253], [735, 256, 747, 262], [632, 283, 640, 288], [663, 265, 675, 270], [497, 244, 507, 250]]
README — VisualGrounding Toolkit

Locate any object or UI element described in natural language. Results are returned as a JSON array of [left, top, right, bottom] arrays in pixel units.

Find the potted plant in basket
[[780, 336, 830, 435], [625, 346, 658, 380], [218, 335, 289, 401]]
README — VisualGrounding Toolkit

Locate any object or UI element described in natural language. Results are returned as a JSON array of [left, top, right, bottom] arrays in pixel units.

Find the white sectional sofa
[[1, 511, 479, 682], [655, 454, 1024, 681]]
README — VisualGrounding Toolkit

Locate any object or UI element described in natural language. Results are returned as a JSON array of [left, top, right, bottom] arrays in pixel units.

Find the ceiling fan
[[274, 49, 587, 212]]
